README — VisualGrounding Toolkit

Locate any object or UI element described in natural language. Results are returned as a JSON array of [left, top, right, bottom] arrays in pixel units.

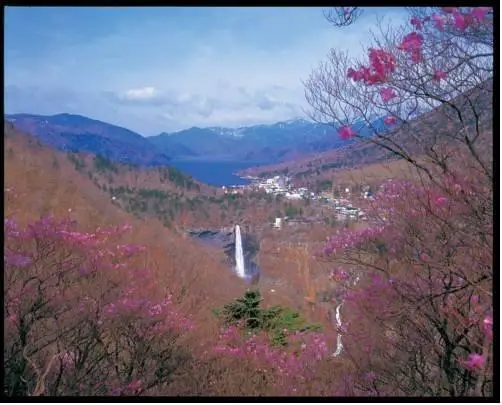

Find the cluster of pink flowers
[[323, 225, 386, 256], [432, 68, 448, 82], [344, 271, 396, 305], [4, 250, 31, 268], [213, 326, 330, 389], [330, 266, 349, 282], [347, 48, 396, 85], [379, 87, 397, 103], [398, 32, 424, 63], [338, 125, 357, 140], [323, 6, 493, 394], [4, 214, 197, 396], [5, 214, 193, 337], [341, 7, 493, 142], [423, 7, 493, 32], [370, 179, 459, 222], [383, 115, 397, 126], [462, 353, 485, 371]]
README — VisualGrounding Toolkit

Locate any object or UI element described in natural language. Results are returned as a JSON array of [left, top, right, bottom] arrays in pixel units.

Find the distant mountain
[[149, 118, 385, 163], [5, 113, 387, 168], [5, 113, 171, 167]]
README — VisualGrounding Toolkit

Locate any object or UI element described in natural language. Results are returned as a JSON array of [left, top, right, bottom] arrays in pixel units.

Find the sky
[[5, 6, 408, 135]]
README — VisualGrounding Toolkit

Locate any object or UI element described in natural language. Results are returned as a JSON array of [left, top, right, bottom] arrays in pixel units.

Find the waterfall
[[234, 225, 246, 278], [332, 275, 359, 357], [332, 303, 344, 357]]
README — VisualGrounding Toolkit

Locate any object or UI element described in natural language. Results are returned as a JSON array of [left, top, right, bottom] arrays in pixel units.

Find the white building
[[274, 218, 282, 229], [285, 192, 302, 200]]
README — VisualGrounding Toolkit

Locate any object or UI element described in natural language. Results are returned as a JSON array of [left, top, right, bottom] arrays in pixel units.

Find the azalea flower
[[411, 49, 424, 63], [368, 48, 396, 82], [398, 32, 424, 52], [420, 253, 430, 262], [347, 49, 396, 84], [462, 353, 485, 371], [7, 314, 18, 323], [364, 371, 376, 382], [432, 69, 448, 82], [435, 196, 448, 207], [452, 10, 467, 30], [338, 125, 356, 140], [410, 16, 424, 30], [384, 115, 397, 125], [431, 13, 446, 31], [471, 7, 491, 22], [483, 316, 493, 339], [380, 87, 397, 103]]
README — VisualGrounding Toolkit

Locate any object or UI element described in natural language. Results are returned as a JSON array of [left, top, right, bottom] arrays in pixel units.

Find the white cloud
[[121, 86, 158, 101], [5, 7, 410, 134], [104, 87, 172, 107]]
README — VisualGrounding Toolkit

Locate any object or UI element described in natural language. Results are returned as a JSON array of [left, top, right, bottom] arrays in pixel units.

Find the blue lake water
[[170, 160, 264, 187]]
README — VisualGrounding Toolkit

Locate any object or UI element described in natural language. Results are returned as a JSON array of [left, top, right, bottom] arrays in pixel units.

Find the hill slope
[[4, 119, 247, 313], [240, 80, 494, 182], [5, 113, 171, 167]]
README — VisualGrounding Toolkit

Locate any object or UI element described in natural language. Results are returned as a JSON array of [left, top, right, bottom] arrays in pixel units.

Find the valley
[[4, 5, 494, 399]]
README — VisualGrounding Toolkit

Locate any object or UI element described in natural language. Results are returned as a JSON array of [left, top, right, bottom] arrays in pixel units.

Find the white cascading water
[[234, 225, 246, 278], [332, 303, 344, 357], [332, 275, 360, 357]]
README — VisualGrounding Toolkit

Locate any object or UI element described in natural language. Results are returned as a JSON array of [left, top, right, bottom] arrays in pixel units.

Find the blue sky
[[5, 6, 408, 135]]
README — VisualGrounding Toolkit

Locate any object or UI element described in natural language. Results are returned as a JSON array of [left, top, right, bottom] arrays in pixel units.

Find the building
[[274, 217, 282, 229]]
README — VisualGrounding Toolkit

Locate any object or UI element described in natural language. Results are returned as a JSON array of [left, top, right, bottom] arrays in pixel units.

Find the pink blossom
[[482, 316, 493, 339], [384, 115, 397, 126], [125, 379, 142, 394], [452, 10, 467, 30], [364, 371, 376, 382], [331, 267, 349, 281], [324, 226, 386, 256], [431, 13, 446, 31], [338, 125, 356, 140], [7, 313, 18, 323], [77, 265, 93, 276], [379, 87, 397, 103], [462, 353, 485, 371], [441, 7, 457, 14], [347, 66, 370, 82], [410, 16, 423, 30], [410, 49, 424, 63], [464, 13, 474, 26], [471, 7, 491, 22], [432, 69, 448, 82], [348, 49, 396, 85], [368, 48, 396, 83], [420, 253, 430, 262], [61, 351, 77, 369], [398, 32, 424, 52], [435, 196, 448, 207], [4, 252, 32, 268]]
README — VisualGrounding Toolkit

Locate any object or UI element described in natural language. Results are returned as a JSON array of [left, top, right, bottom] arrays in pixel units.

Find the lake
[[170, 159, 264, 187]]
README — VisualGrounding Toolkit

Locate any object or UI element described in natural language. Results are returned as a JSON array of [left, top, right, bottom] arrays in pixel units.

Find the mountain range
[[5, 113, 171, 167], [5, 113, 387, 167], [149, 117, 388, 163]]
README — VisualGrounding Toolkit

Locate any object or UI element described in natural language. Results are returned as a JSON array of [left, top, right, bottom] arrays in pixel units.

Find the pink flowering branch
[[4, 215, 193, 396]]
